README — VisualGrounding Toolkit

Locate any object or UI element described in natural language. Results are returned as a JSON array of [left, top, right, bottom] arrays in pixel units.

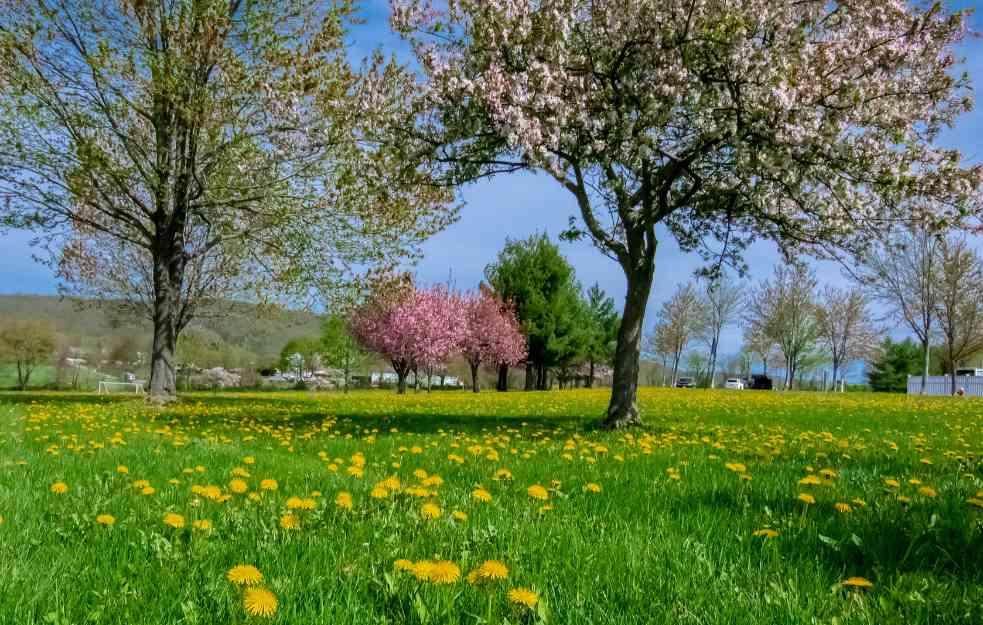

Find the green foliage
[[320, 315, 367, 389], [485, 234, 591, 382], [279, 338, 322, 377], [868, 338, 922, 393], [583, 283, 620, 368]]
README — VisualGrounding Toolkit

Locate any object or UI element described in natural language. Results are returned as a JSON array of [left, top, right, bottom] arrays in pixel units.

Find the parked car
[[675, 377, 695, 388], [724, 378, 744, 390], [748, 374, 773, 390]]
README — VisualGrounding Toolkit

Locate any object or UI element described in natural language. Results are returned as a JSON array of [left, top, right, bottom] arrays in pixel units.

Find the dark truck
[[748, 374, 773, 390]]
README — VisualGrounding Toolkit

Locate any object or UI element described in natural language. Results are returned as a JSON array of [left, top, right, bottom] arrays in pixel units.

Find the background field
[[0, 389, 980, 624]]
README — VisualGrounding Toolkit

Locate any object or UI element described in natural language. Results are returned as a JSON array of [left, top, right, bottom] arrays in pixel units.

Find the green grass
[[0, 364, 56, 389], [0, 388, 980, 624]]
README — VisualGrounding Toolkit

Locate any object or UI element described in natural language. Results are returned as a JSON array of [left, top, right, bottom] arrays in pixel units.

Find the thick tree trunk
[[149, 262, 179, 401], [397, 374, 407, 394], [536, 362, 547, 390], [470, 361, 480, 393], [604, 261, 654, 429], [524, 361, 535, 391], [496, 364, 508, 392], [951, 363, 958, 396]]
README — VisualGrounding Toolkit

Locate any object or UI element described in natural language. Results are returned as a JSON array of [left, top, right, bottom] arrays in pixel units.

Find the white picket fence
[[906, 375, 983, 396]]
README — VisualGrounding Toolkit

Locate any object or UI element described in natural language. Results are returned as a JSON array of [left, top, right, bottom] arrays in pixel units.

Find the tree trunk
[[604, 261, 654, 429], [920, 338, 930, 395], [708, 334, 719, 389], [470, 361, 480, 393], [951, 363, 958, 396], [496, 364, 508, 392], [586, 358, 595, 389], [536, 362, 547, 390], [524, 361, 535, 390]]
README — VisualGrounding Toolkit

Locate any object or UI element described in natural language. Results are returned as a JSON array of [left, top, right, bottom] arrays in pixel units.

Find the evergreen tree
[[868, 338, 922, 393]]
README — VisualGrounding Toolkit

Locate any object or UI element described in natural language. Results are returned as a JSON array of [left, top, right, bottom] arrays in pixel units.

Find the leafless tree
[[654, 282, 704, 386], [935, 236, 983, 394], [746, 265, 819, 389], [697, 275, 744, 388], [815, 286, 881, 389], [855, 225, 941, 394], [742, 325, 781, 378]]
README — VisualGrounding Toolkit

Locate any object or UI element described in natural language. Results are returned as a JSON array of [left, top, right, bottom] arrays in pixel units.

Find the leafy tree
[[388, 0, 980, 427], [868, 338, 922, 393], [582, 284, 620, 388], [485, 234, 586, 390], [0, 0, 453, 401], [320, 315, 368, 393], [279, 339, 322, 380], [460, 287, 527, 393], [0, 321, 58, 390], [351, 286, 467, 394]]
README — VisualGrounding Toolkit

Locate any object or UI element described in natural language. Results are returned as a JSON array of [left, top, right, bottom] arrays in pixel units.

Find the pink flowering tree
[[352, 285, 467, 394], [461, 287, 527, 392], [385, 0, 982, 427]]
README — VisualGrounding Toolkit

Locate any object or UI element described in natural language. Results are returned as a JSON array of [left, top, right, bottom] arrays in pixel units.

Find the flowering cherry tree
[[352, 285, 467, 393], [387, 0, 982, 427], [461, 287, 527, 392]]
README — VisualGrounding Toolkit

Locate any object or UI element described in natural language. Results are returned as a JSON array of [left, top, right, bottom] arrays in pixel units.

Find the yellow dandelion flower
[[494, 468, 513, 481], [116, 465, 129, 474], [420, 503, 441, 520], [163, 513, 185, 529], [452, 510, 468, 521], [260, 479, 278, 491], [724, 462, 747, 473], [834, 502, 851, 513], [96, 514, 116, 526], [583, 483, 602, 493], [229, 479, 248, 494], [370, 485, 390, 499], [798, 475, 821, 486], [412, 560, 435, 581], [141, 486, 156, 496], [472, 488, 492, 502], [394, 559, 414, 572], [279, 514, 300, 530], [427, 560, 460, 584], [50, 482, 69, 494], [227, 564, 263, 585], [527, 484, 549, 501], [243, 587, 278, 617], [193, 519, 212, 532], [842, 576, 874, 589], [475, 560, 508, 581], [884, 478, 900, 488], [752, 528, 778, 538], [508, 587, 539, 608], [243, 456, 255, 465], [335, 491, 353, 511], [917, 486, 937, 498], [797, 493, 815, 505]]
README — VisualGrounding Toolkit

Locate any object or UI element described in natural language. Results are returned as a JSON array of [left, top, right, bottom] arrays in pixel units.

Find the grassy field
[[0, 389, 980, 625]]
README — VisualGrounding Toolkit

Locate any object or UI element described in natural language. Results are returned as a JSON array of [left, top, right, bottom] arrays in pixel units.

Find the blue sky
[[2, 0, 982, 368]]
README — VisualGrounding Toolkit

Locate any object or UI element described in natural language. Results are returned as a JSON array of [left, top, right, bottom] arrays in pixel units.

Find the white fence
[[906, 375, 983, 396]]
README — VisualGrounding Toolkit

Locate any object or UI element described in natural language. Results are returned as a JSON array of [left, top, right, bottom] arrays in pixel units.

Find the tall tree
[[855, 225, 941, 394], [387, 0, 980, 427], [697, 276, 743, 388], [0, 320, 58, 390], [746, 265, 819, 389], [935, 237, 983, 394], [655, 283, 704, 386], [642, 321, 674, 387], [320, 315, 367, 393], [485, 234, 584, 390], [582, 283, 620, 388], [815, 286, 880, 389], [0, 0, 453, 402]]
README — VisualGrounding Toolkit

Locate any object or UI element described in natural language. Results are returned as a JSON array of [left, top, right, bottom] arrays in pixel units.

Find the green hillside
[[0, 294, 323, 368]]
